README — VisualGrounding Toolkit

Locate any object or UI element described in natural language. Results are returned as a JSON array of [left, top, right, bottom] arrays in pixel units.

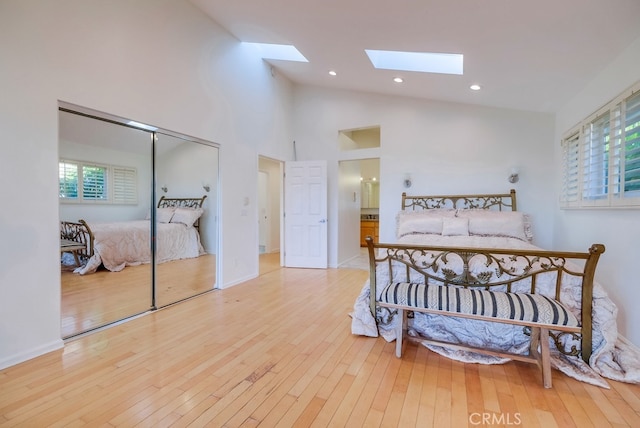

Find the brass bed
[[354, 189, 609, 387]]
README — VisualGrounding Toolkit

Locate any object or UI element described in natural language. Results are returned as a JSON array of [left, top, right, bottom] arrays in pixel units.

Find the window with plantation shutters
[[59, 159, 137, 205], [59, 161, 78, 199], [611, 90, 640, 203], [81, 164, 108, 201], [560, 81, 640, 209]]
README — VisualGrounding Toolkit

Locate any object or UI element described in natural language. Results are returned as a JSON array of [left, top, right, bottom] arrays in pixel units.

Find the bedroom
[[2, 0, 640, 413]]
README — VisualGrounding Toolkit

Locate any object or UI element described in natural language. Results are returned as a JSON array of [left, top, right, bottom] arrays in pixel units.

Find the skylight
[[365, 49, 463, 75], [243, 42, 308, 62]]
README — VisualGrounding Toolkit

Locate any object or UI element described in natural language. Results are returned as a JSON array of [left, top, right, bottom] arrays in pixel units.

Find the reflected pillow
[[157, 207, 176, 223], [170, 207, 204, 227]]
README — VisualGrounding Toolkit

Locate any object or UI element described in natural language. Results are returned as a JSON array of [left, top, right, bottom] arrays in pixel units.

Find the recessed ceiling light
[[470, 84, 482, 91], [329, 70, 337, 76], [366, 49, 463, 75], [393, 77, 404, 83], [243, 42, 308, 62]]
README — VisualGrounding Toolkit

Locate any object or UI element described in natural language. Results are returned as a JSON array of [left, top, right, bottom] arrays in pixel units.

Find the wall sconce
[[202, 184, 210, 192], [161, 185, 168, 193], [403, 173, 412, 188], [508, 168, 519, 184]]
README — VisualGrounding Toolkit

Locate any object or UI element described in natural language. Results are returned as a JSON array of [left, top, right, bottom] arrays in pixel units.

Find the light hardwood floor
[[3, 259, 640, 427]]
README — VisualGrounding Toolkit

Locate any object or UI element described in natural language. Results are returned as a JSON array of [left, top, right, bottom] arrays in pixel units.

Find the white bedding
[[75, 220, 204, 274], [351, 233, 640, 388]]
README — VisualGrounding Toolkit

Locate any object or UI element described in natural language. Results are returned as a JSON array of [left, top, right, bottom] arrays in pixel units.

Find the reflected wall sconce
[[202, 184, 210, 192], [403, 173, 412, 188], [161, 185, 168, 193], [508, 168, 519, 184]]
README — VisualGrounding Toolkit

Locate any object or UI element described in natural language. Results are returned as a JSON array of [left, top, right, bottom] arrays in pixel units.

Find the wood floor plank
[[1, 259, 639, 426], [450, 360, 469, 428], [344, 340, 392, 426], [416, 347, 439, 426], [379, 343, 418, 427], [328, 342, 383, 426]]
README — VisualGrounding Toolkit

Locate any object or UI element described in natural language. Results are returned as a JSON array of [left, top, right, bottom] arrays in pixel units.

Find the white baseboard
[[0, 339, 64, 370], [337, 253, 360, 268], [221, 273, 258, 289]]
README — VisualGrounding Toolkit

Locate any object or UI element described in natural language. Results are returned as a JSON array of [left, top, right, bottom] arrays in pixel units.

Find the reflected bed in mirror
[[65, 195, 207, 275]]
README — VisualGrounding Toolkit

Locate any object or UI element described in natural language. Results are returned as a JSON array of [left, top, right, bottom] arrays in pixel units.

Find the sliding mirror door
[[154, 133, 218, 307], [59, 110, 153, 338]]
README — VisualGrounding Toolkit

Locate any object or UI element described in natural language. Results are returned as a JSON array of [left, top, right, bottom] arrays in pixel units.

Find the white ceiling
[[189, 0, 640, 113]]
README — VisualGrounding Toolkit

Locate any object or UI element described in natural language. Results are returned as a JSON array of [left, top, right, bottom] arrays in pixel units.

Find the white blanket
[[351, 234, 640, 388], [76, 220, 204, 274]]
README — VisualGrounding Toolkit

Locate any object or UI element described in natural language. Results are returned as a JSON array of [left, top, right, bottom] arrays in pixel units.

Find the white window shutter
[[59, 160, 79, 199], [113, 166, 137, 204], [82, 164, 108, 200], [560, 132, 580, 207], [623, 91, 640, 195], [581, 113, 610, 206]]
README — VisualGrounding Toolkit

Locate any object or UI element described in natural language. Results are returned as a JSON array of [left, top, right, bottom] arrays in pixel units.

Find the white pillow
[[396, 209, 456, 238], [442, 217, 469, 236], [457, 210, 527, 241], [157, 207, 176, 223], [397, 217, 443, 237], [170, 207, 204, 227]]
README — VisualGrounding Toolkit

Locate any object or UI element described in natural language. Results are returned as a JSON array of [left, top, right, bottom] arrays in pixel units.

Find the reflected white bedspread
[[350, 234, 640, 388], [76, 220, 204, 274]]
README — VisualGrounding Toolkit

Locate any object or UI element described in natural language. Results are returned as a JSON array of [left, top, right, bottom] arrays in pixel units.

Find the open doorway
[[338, 158, 379, 270], [337, 125, 381, 270], [258, 156, 283, 275]]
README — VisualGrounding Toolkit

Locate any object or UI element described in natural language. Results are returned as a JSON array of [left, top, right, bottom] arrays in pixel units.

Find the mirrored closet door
[[59, 110, 153, 338], [154, 133, 218, 308], [59, 108, 219, 338]]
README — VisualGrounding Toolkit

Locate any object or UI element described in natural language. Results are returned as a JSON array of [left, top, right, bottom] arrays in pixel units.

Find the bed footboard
[[366, 237, 605, 365]]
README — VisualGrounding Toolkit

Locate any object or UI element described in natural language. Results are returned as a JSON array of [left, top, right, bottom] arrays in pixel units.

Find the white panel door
[[284, 160, 328, 268]]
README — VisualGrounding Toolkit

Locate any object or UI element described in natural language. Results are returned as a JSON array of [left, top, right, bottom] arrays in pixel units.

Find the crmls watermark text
[[469, 412, 522, 426]]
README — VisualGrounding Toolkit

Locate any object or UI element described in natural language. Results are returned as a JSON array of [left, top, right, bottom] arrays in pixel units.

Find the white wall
[[293, 87, 556, 267], [554, 35, 640, 346], [0, 0, 293, 369]]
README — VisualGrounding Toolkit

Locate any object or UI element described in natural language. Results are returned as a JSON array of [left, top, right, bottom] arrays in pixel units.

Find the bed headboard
[[401, 189, 517, 211], [157, 195, 207, 209]]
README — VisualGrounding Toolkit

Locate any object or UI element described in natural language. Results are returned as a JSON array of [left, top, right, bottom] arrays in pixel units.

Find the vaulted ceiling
[[190, 0, 640, 113]]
